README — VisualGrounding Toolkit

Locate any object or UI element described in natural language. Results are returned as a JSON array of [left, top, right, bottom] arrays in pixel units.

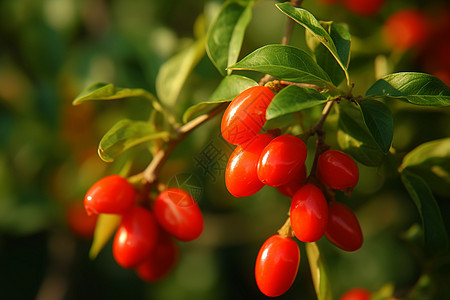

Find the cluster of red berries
[[221, 86, 363, 297], [84, 175, 204, 281]]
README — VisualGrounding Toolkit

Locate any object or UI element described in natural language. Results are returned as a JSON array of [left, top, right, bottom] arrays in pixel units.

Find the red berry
[[221, 86, 274, 145], [277, 164, 307, 197], [66, 201, 98, 239], [342, 0, 385, 16], [339, 287, 371, 300], [113, 206, 158, 268], [225, 134, 274, 197], [383, 9, 430, 51], [135, 228, 178, 282], [257, 135, 307, 187], [255, 235, 300, 297], [317, 150, 359, 191], [153, 188, 204, 241], [84, 175, 135, 215], [325, 201, 363, 252], [290, 184, 328, 242]]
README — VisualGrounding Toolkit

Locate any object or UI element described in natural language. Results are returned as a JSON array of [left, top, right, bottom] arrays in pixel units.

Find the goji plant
[[71, 0, 450, 299]]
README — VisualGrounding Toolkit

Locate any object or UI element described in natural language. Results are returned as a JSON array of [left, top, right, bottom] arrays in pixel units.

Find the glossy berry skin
[[113, 206, 158, 269], [342, 0, 385, 16], [277, 164, 307, 197], [84, 175, 135, 215], [257, 135, 307, 187], [317, 150, 359, 191], [339, 287, 371, 300], [221, 86, 274, 145], [153, 188, 203, 241], [255, 235, 300, 297], [225, 134, 274, 197], [290, 184, 328, 242], [383, 9, 430, 51], [325, 201, 363, 252], [135, 229, 178, 282]]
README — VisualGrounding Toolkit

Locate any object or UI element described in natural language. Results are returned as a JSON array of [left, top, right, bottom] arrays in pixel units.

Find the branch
[[141, 102, 229, 184]]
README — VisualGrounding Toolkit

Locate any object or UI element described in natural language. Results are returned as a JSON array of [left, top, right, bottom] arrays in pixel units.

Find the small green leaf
[[401, 169, 449, 255], [182, 75, 257, 122], [366, 72, 450, 107], [306, 242, 333, 300], [73, 82, 158, 106], [206, 0, 254, 75], [89, 214, 121, 259], [156, 36, 206, 107], [337, 101, 385, 166], [228, 44, 332, 87], [357, 99, 393, 153], [276, 3, 349, 85], [99, 119, 170, 162], [266, 85, 328, 120]]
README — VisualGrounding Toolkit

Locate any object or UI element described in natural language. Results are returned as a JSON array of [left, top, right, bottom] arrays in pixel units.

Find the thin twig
[[278, 80, 323, 92]]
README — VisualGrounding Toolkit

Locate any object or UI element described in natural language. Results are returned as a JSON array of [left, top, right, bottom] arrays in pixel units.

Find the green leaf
[[366, 72, 450, 107], [98, 119, 170, 162], [182, 75, 257, 122], [228, 44, 332, 87], [266, 85, 328, 120], [306, 242, 333, 300], [276, 3, 349, 85], [401, 169, 449, 255], [89, 214, 121, 259], [306, 22, 350, 86], [156, 36, 206, 107], [357, 99, 393, 153], [73, 82, 158, 106], [401, 138, 450, 170], [337, 101, 385, 166], [206, 0, 254, 75]]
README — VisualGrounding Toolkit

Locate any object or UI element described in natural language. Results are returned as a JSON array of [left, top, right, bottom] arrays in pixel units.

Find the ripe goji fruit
[[290, 184, 328, 242], [113, 206, 158, 268], [225, 134, 274, 197], [255, 235, 300, 297], [325, 201, 363, 252], [84, 175, 135, 215], [221, 86, 274, 145], [153, 188, 203, 241]]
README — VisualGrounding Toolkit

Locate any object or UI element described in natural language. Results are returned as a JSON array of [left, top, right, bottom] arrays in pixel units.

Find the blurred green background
[[0, 0, 449, 299]]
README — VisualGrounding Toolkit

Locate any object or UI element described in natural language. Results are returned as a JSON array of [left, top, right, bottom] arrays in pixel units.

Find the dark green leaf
[[266, 85, 328, 120], [306, 22, 351, 87], [400, 138, 450, 197], [276, 3, 349, 84], [228, 44, 332, 87], [156, 37, 205, 107], [98, 119, 169, 162], [306, 242, 332, 300], [182, 75, 257, 122], [401, 169, 449, 255], [357, 99, 393, 153], [366, 72, 450, 107], [337, 101, 385, 166], [206, 0, 254, 75]]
